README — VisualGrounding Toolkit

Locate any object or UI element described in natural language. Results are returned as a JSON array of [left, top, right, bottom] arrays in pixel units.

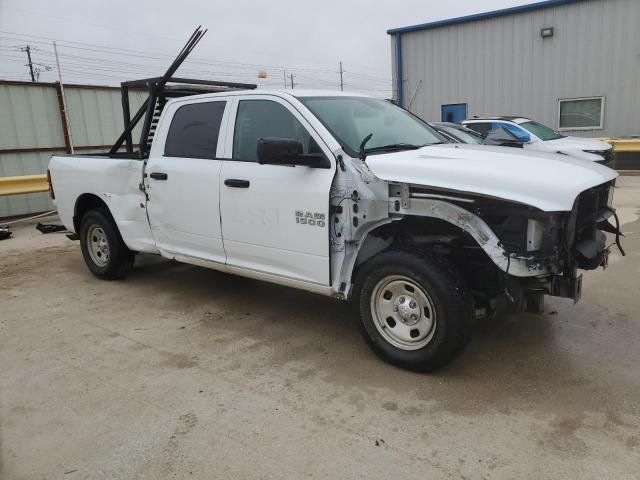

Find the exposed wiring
[[610, 208, 626, 256]]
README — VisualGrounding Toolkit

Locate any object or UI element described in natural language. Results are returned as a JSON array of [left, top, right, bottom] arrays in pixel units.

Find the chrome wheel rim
[[370, 275, 437, 350], [86, 224, 110, 267]]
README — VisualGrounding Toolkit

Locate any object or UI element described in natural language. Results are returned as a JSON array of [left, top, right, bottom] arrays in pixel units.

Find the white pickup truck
[[48, 89, 621, 371]]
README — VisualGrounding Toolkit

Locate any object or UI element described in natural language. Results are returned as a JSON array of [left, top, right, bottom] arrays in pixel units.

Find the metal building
[[0, 81, 145, 218], [388, 0, 640, 138]]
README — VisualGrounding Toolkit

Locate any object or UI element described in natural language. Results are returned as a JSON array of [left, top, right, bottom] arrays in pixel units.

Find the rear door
[[219, 95, 335, 285], [144, 97, 230, 263]]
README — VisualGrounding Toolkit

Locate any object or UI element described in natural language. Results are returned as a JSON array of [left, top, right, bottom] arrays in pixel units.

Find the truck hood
[[543, 135, 612, 152], [365, 144, 617, 211]]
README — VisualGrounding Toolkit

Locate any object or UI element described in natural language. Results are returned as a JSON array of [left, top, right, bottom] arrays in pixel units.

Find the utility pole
[[290, 73, 294, 89], [20, 45, 36, 82], [53, 41, 74, 154], [339, 61, 344, 91], [283, 70, 287, 89]]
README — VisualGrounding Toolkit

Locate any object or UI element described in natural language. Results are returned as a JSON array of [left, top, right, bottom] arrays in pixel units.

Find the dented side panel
[[49, 155, 157, 253], [329, 155, 393, 298]]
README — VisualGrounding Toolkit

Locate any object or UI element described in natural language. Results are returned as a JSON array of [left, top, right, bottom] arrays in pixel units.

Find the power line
[[0, 31, 393, 96], [0, 30, 392, 82]]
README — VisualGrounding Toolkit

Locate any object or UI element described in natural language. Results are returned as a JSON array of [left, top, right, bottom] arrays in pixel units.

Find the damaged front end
[[544, 180, 625, 300], [479, 180, 624, 310], [387, 180, 624, 314]]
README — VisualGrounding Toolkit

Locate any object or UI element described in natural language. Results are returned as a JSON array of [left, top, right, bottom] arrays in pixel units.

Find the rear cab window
[[164, 101, 227, 159]]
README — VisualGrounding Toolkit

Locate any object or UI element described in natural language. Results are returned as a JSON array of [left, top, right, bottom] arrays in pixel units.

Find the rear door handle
[[149, 172, 168, 180], [224, 179, 250, 188]]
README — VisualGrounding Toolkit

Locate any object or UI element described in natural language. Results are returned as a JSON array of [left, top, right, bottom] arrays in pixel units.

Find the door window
[[232, 99, 318, 162], [164, 101, 226, 159]]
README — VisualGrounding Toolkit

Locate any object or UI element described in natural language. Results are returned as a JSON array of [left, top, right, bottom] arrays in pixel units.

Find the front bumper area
[[510, 181, 621, 309]]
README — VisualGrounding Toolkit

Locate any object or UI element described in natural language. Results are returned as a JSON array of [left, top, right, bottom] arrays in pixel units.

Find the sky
[[0, 0, 535, 97]]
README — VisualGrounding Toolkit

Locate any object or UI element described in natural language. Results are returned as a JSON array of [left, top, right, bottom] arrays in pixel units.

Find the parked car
[[462, 116, 615, 167], [48, 91, 622, 372], [428, 122, 484, 144]]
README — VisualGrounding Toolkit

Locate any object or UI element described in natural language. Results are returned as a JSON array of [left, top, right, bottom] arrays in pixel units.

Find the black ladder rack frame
[[110, 27, 256, 158]]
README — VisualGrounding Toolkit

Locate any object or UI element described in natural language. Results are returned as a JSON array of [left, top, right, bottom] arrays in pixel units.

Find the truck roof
[[165, 89, 371, 104], [465, 116, 531, 124]]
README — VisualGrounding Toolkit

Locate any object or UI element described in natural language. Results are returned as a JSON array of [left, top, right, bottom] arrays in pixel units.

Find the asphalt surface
[[1, 177, 639, 479]]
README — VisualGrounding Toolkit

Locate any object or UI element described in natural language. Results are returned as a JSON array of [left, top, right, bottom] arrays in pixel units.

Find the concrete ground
[[1, 177, 639, 480]]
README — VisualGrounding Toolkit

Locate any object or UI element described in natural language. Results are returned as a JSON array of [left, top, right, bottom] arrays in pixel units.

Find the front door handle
[[149, 172, 168, 180], [224, 179, 250, 188]]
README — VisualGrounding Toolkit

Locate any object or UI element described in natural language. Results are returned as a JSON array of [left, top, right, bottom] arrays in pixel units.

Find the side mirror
[[482, 128, 525, 148], [257, 137, 331, 168]]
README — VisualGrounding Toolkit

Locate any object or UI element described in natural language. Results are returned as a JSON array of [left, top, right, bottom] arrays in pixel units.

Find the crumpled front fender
[[390, 197, 551, 277]]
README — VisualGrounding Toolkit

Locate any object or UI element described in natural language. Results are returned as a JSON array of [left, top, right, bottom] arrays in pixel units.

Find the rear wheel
[[354, 250, 472, 372], [79, 209, 134, 280]]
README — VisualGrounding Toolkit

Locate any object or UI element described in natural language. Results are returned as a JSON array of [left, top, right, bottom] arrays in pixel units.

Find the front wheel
[[79, 209, 134, 280], [353, 250, 472, 372]]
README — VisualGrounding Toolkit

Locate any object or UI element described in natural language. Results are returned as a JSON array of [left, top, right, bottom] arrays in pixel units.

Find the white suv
[[462, 116, 614, 167]]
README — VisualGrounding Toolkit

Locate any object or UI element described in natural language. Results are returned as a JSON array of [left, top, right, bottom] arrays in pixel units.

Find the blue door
[[441, 103, 467, 123]]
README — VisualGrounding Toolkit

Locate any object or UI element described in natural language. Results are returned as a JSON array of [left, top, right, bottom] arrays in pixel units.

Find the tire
[[353, 250, 472, 372], [79, 209, 134, 280]]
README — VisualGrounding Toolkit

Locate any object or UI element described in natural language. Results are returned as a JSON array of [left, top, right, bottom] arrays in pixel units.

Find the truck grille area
[[584, 148, 615, 168], [570, 181, 614, 270]]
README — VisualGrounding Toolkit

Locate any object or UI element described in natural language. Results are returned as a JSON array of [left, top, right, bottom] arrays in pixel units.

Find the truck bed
[[48, 154, 156, 253]]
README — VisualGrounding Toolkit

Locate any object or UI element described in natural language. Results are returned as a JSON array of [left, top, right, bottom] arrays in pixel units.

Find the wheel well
[[73, 194, 113, 232], [357, 217, 466, 256], [353, 216, 503, 302], [353, 218, 461, 274]]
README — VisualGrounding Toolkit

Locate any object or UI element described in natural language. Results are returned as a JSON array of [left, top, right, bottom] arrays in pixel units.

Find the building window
[[558, 96, 604, 130]]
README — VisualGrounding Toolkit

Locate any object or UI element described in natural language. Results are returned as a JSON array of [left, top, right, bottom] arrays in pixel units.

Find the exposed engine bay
[[329, 155, 624, 316]]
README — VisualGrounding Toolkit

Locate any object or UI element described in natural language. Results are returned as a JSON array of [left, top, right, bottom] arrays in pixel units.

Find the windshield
[[299, 96, 445, 156], [520, 120, 564, 141], [440, 125, 483, 144]]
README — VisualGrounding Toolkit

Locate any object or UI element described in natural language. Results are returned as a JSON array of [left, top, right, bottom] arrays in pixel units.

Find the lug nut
[[409, 301, 416, 308], [410, 314, 418, 320], [399, 296, 405, 303]]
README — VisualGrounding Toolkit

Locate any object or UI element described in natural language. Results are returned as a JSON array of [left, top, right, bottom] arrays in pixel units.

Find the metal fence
[[0, 80, 145, 218]]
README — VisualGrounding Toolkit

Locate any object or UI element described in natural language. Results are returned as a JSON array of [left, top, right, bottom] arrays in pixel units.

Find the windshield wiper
[[359, 133, 373, 161], [364, 143, 425, 153]]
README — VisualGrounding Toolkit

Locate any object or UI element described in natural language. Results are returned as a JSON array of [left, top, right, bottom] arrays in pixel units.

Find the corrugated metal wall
[[0, 82, 145, 218], [391, 0, 640, 138]]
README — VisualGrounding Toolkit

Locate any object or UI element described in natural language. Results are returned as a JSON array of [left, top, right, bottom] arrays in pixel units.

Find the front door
[[144, 98, 230, 263], [219, 96, 335, 286], [441, 103, 467, 123]]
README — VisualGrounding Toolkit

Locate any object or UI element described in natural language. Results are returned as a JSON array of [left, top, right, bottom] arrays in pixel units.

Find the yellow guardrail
[[0, 174, 49, 196], [605, 138, 640, 153]]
